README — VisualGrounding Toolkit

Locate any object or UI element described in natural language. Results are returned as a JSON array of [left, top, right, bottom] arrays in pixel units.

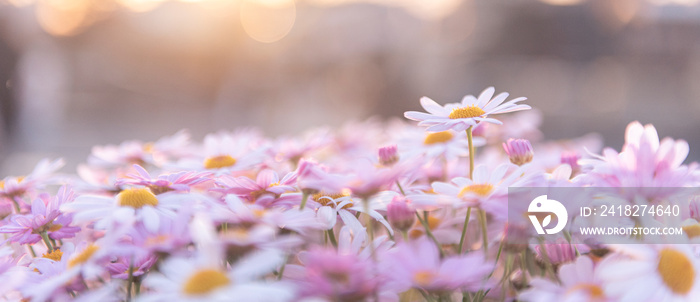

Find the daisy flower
[[174, 131, 267, 173], [61, 187, 181, 233], [430, 164, 538, 220], [380, 238, 492, 293], [395, 126, 485, 161], [116, 164, 211, 194], [581, 121, 699, 197], [88, 140, 154, 169], [139, 249, 293, 302], [311, 192, 393, 237], [404, 87, 531, 132], [597, 244, 700, 302], [213, 169, 297, 207], [0, 158, 65, 211], [0, 186, 80, 244], [519, 256, 610, 302], [284, 247, 379, 301], [106, 254, 157, 279]]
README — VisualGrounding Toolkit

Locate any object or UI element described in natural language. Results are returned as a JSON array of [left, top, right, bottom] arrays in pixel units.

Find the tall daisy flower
[[404, 87, 531, 132]]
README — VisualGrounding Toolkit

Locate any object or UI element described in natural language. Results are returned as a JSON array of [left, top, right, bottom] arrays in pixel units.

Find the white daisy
[[395, 125, 485, 161], [519, 256, 610, 302], [404, 87, 531, 132], [311, 192, 394, 237], [430, 164, 536, 220], [139, 249, 294, 302], [172, 131, 267, 173], [60, 187, 182, 233], [598, 245, 700, 302]]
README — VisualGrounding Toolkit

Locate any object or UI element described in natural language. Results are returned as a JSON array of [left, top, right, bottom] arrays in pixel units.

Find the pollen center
[[458, 184, 494, 197], [413, 270, 436, 286], [567, 283, 604, 298], [424, 131, 454, 145], [448, 106, 486, 119], [204, 155, 237, 169], [68, 245, 99, 268], [183, 269, 231, 295], [658, 248, 695, 294], [683, 224, 700, 239], [42, 249, 63, 262], [312, 192, 353, 209], [118, 188, 159, 209]]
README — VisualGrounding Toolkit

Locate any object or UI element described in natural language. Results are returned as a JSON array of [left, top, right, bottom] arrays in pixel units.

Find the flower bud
[[378, 145, 399, 167], [503, 138, 533, 166], [690, 196, 700, 221], [387, 195, 415, 232], [534, 243, 578, 265]]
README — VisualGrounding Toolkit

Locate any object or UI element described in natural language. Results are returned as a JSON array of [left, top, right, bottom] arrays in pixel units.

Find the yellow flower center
[[118, 188, 159, 209], [657, 248, 695, 294], [458, 184, 494, 197], [183, 269, 231, 295], [567, 283, 604, 299], [683, 224, 700, 239], [423, 131, 454, 145], [68, 245, 99, 268], [448, 106, 485, 119], [42, 249, 63, 262], [413, 270, 436, 286], [204, 155, 237, 169], [312, 192, 353, 209], [47, 224, 63, 232]]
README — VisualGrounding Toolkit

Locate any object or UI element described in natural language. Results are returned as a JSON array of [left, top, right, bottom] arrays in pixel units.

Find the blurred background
[[0, 0, 699, 174]]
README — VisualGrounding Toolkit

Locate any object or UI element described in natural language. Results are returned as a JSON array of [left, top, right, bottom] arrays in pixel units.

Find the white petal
[[420, 97, 448, 115]]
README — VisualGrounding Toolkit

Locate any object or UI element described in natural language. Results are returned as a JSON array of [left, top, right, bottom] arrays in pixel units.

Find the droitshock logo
[[528, 195, 568, 235]]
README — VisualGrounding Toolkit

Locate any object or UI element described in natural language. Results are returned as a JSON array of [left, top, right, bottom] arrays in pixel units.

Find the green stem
[[419, 289, 436, 302], [458, 207, 472, 254], [537, 237, 557, 280], [11, 198, 21, 214], [363, 199, 380, 302], [466, 126, 475, 179], [415, 212, 444, 258], [134, 278, 142, 296], [299, 192, 309, 211], [462, 291, 472, 302], [488, 239, 505, 279], [396, 181, 406, 196], [363, 199, 377, 261], [27, 245, 37, 257], [327, 229, 338, 248], [126, 258, 135, 302], [277, 254, 289, 281], [478, 209, 488, 255], [40, 232, 53, 253]]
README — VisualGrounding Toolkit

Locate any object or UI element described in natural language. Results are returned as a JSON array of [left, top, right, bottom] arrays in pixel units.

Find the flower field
[[0, 87, 698, 301]]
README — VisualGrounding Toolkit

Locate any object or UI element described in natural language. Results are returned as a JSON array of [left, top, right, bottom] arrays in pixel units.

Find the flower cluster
[[0, 87, 698, 301]]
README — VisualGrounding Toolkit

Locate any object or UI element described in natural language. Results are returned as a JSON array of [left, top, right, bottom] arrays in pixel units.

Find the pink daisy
[[380, 238, 492, 293]]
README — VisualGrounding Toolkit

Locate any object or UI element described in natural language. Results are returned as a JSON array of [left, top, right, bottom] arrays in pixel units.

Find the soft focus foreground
[[0, 87, 698, 301]]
